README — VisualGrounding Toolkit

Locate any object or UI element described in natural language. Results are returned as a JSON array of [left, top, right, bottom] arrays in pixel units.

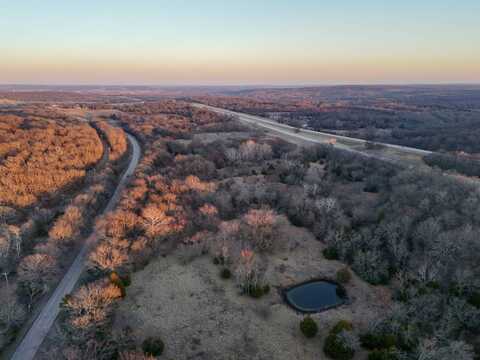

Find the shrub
[[468, 292, 480, 308], [142, 337, 165, 357], [336, 286, 347, 298], [246, 284, 270, 298], [324, 333, 355, 360], [220, 268, 232, 279], [324, 321, 356, 360], [300, 316, 318, 338], [336, 268, 352, 284], [213, 256, 225, 265], [360, 332, 397, 350], [323, 247, 339, 260]]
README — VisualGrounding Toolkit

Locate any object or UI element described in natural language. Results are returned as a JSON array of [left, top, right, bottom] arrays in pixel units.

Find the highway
[[10, 132, 141, 360], [193, 103, 433, 166]]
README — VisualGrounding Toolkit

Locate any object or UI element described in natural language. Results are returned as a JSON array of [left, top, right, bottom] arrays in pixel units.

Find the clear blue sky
[[1, 0, 479, 84]]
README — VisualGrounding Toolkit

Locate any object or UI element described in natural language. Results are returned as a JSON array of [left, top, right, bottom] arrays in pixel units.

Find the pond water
[[284, 280, 345, 313]]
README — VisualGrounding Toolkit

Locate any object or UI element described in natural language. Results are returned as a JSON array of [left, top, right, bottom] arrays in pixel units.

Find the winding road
[[10, 132, 141, 360]]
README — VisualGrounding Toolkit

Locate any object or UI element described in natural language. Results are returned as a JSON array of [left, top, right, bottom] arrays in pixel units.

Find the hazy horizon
[[2, 0, 479, 85], [2, 82, 480, 87]]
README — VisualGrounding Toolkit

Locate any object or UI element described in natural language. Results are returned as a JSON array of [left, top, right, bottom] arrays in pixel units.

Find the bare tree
[[141, 204, 175, 239], [0, 285, 25, 336], [62, 280, 122, 341], [17, 253, 58, 308], [417, 338, 474, 360], [243, 207, 281, 251], [89, 238, 130, 273], [235, 249, 261, 293]]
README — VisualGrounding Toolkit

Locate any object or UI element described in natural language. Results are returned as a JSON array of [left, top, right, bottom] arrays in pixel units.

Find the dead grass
[[114, 225, 391, 360]]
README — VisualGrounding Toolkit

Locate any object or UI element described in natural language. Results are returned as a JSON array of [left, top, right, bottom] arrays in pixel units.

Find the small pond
[[284, 280, 346, 313]]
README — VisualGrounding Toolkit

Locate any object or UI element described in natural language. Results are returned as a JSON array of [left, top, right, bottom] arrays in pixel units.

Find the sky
[[1, 0, 479, 85]]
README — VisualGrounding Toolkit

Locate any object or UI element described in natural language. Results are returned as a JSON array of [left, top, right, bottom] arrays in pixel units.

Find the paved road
[[193, 103, 432, 163], [10, 132, 141, 360], [194, 104, 480, 187]]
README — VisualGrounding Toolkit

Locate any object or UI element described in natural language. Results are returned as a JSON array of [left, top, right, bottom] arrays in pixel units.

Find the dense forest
[[0, 111, 129, 353], [36, 100, 480, 359], [193, 85, 480, 154]]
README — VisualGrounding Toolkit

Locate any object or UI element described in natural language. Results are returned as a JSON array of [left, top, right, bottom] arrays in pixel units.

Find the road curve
[[10, 132, 141, 360], [193, 103, 433, 161]]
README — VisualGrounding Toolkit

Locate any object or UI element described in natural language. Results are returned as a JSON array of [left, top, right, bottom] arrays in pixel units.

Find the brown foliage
[[49, 206, 83, 245], [89, 238, 130, 273], [0, 116, 103, 208], [96, 121, 128, 162], [98, 210, 139, 239], [63, 280, 122, 338]]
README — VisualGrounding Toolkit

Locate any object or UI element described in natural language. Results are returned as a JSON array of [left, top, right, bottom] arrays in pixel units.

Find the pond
[[284, 280, 346, 313]]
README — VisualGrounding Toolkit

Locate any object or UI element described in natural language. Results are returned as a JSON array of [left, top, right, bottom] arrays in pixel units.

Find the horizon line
[[1, 82, 480, 89]]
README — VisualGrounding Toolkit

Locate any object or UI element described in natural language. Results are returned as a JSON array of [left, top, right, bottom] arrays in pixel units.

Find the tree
[[243, 208, 281, 251], [0, 225, 22, 258], [184, 175, 216, 193], [324, 321, 358, 360], [352, 250, 389, 285], [89, 238, 130, 273], [196, 203, 219, 230], [235, 249, 261, 294], [49, 206, 83, 246], [62, 280, 122, 340], [141, 204, 176, 239], [213, 220, 241, 263], [0, 286, 25, 335], [225, 140, 272, 163], [417, 338, 474, 360], [17, 254, 58, 308], [99, 210, 138, 239]]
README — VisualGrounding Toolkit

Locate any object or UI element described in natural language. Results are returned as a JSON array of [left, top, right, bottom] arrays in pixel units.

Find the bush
[[336, 268, 352, 284], [142, 337, 165, 356], [468, 292, 480, 308], [213, 256, 225, 266], [324, 333, 355, 360], [300, 316, 318, 338], [323, 247, 339, 260], [220, 268, 232, 279], [323, 321, 356, 360], [368, 349, 399, 360], [336, 286, 347, 298], [246, 284, 270, 298], [360, 332, 397, 350]]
